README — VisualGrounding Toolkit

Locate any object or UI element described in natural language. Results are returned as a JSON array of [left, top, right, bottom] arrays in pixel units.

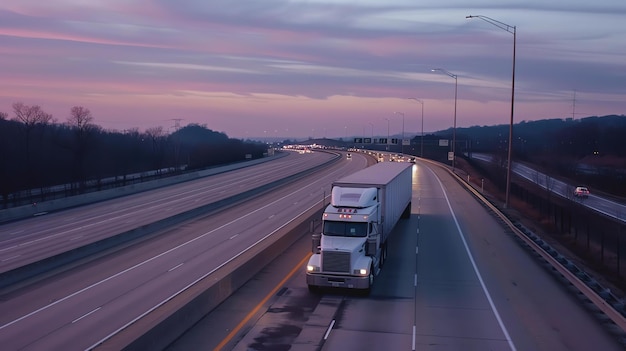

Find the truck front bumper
[[306, 272, 370, 289]]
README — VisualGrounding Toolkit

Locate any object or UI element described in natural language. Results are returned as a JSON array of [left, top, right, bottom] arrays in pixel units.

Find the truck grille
[[322, 251, 351, 273]]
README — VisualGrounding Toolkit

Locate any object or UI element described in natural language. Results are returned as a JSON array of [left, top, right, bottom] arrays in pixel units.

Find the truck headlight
[[307, 265, 320, 272], [354, 268, 368, 276]]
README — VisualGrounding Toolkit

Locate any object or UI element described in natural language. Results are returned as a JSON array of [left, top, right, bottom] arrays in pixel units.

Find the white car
[[574, 186, 590, 198]]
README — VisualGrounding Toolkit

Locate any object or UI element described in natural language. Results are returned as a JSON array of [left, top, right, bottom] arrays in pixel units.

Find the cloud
[[0, 1, 624, 138], [113, 60, 265, 75]]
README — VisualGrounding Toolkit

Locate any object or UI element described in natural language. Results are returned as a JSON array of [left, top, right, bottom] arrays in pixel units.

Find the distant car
[[346, 153, 352, 159], [574, 186, 590, 198]]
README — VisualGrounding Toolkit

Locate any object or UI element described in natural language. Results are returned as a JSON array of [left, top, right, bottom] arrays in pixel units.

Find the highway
[[1, 150, 623, 350], [170, 156, 625, 351], [0, 150, 333, 277], [0, 150, 368, 350], [471, 153, 626, 222]]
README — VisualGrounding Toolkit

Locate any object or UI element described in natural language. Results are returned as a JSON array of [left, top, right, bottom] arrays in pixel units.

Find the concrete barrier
[[0, 153, 287, 223]]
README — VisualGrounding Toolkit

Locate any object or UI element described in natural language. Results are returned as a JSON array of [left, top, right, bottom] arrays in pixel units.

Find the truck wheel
[[308, 284, 318, 293]]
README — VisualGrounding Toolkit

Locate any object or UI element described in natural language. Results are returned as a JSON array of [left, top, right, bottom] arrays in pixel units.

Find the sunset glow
[[1, 1, 624, 139]]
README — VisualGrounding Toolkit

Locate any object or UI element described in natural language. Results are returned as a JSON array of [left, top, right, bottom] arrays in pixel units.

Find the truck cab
[[306, 187, 380, 292]]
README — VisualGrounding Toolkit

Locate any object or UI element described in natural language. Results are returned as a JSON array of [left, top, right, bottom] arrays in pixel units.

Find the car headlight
[[354, 268, 368, 276]]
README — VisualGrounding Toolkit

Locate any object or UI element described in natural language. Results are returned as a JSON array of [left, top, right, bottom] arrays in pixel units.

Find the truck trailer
[[306, 162, 412, 293]]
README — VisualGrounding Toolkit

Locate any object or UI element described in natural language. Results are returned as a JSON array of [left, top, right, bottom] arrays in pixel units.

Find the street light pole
[[394, 111, 405, 155], [408, 98, 424, 158], [431, 68, 458, 171], [467, 15, 516, 208], [384, 118, 390, 151]]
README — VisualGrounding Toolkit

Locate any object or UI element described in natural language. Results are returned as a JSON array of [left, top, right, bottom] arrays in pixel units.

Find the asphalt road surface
[[172, 157, 625, 351]]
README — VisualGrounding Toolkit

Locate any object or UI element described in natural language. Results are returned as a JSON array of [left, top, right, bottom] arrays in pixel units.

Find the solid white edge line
[[324, 319, 336, 340], [430, 168, 518, 351]]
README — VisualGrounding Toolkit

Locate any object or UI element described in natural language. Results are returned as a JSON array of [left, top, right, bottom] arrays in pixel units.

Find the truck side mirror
[[312, 233, 321, 254]]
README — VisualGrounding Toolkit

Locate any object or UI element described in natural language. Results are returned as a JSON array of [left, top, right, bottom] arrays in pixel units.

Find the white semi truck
[[306, 162, 412, 293]]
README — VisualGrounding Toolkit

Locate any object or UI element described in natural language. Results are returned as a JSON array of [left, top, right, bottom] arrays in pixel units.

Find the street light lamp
[[408, 98, 424, 157], [394, 111, 405, 155], [467, 14, 516, 208], [431, 68, 458, 171]]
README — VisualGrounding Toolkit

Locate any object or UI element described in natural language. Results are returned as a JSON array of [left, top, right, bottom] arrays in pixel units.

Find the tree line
[[0, 103, 268, 208], [451, 114, 626, 196]]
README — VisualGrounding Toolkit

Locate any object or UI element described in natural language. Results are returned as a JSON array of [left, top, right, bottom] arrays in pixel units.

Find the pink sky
[[1, 1, 625, 140]]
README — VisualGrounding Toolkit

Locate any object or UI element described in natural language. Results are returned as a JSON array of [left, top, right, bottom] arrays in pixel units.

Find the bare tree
[[67, 106, 96, 191], [67, 106, 94, 132], [12, 102, 53, 170], [145, 126, 164, 138], [125, 127, 140, 136], [145, 126, 165, 149], [146, 126, 167, 173], [12, 102, 53, 126], [0, 111, 7, 120]]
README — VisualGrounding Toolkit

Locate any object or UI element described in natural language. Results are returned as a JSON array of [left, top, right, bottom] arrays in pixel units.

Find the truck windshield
[[323, 221, 368, 237]]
